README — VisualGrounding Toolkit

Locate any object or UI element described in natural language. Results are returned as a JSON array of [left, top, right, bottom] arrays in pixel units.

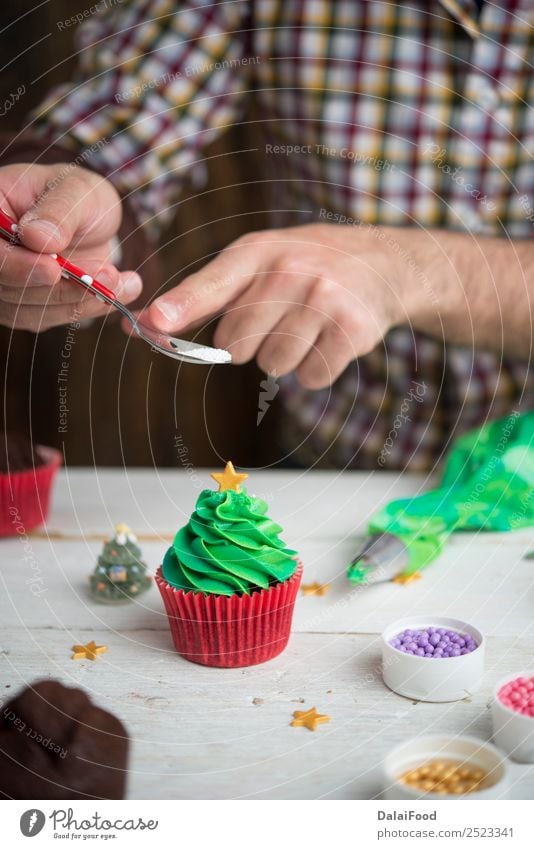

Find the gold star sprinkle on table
[[210, 461, 249, 493], [392, 572, 422, 585], [301, 581, 331, 596], [290, 707, 331, 731], [71, 640, 108, 661]]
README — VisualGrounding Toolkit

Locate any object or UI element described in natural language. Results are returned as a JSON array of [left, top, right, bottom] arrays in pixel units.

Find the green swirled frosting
[[162, 488, 298, 596]]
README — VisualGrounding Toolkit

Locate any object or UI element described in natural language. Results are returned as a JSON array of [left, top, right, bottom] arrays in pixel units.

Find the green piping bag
[[348, 411, 534, 584]]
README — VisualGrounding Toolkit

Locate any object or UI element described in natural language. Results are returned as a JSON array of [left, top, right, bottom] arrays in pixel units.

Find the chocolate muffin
[[0, 432, 61, 536], [0, 679, 129, 799], [0, 432, 45, 474]]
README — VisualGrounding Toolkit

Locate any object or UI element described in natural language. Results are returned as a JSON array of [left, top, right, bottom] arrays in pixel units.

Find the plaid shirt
[[34, 0, 534, 471]]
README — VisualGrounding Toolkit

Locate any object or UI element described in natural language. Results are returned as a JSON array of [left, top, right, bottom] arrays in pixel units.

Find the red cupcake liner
[[156, 560, 303, 668], [0, 446, 62, 537]]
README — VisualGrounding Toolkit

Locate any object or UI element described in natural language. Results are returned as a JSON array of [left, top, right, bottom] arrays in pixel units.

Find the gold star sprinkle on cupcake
[[210, 461, 249, 493], [291, 707, 331, 731], [301, 581, 331, 596], [392, 572, 422, 585], [71, 640, 108, 661]]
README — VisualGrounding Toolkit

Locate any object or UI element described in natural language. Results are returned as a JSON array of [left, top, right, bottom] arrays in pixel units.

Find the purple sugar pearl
[[389, 626, 479, 658]]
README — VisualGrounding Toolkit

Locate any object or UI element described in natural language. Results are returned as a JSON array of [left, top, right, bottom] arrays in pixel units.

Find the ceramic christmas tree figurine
[[90, 523, 151, 603]]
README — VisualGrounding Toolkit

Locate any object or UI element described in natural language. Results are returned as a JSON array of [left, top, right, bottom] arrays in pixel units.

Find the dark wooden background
[[1, 0, 279, 468]]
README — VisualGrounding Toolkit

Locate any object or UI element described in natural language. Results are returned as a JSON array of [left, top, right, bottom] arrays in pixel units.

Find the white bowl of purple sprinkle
[[390, 625, 479, 658], [381, 616, 485, 702]]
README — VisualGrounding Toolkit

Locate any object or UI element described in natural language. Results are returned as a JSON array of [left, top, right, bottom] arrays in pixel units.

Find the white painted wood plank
[[44, 468, 429, 539], [1, 629, 532, 800], [2, 530, 534, 637]]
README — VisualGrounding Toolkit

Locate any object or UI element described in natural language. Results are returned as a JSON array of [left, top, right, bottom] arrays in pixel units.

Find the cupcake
[[0, 432, 62, 537], [156, 461, 302, 667]]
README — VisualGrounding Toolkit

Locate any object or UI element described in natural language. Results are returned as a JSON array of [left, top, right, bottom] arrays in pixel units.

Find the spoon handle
[[0, 208, 117, 302]]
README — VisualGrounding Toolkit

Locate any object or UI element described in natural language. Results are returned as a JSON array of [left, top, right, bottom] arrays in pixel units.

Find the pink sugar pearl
[[498, 675, 534, 715]]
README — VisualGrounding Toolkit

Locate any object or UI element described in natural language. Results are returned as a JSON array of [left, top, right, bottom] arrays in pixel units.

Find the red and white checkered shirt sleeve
[[30, 0, 251, 238]]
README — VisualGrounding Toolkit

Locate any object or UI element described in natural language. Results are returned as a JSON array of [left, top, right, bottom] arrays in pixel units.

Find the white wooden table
[[2, 468, 534, 799]]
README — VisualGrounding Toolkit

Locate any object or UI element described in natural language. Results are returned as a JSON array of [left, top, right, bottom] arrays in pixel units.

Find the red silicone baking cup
[[156, 559, 303, 667], [0, 446, 62, 536]]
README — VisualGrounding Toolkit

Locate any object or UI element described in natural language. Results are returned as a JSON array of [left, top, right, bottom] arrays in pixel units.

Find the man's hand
[[0, 163, 142, 332], [140, 223, 421, 389]]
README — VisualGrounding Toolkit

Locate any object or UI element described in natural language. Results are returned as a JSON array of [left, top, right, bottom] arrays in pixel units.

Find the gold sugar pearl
[[398, 759, 488, 795], [441, 767, 457, 780]]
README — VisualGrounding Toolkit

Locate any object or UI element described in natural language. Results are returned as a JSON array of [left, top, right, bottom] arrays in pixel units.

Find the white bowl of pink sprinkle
[[492, 672, 534, 763]]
